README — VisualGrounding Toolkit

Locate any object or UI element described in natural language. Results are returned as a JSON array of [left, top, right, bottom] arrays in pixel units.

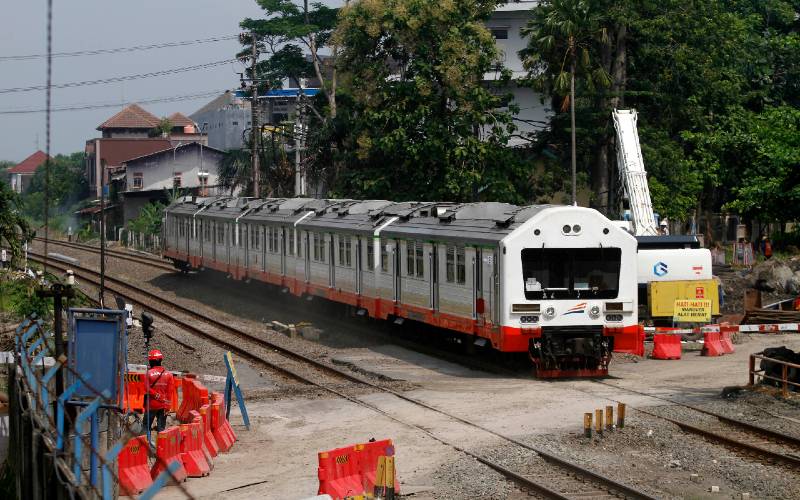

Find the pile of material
[[759, 346, 800, 390]]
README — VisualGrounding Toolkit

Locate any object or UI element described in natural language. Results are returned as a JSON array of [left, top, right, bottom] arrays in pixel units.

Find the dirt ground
[[156, 333, 800, 500]]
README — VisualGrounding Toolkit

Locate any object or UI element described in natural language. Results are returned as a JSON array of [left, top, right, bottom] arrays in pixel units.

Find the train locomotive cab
[[500, 206, 638, 377]]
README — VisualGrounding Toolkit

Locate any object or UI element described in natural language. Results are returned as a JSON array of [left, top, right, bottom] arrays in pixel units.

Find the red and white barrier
[[644, 322, 800, 335]]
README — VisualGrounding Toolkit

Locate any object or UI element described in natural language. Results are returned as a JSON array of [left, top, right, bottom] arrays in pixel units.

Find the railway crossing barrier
[[118, 436, 153, 495], [651, 334, 682, 359], [180, 422, 212, 477], [150, 426, 188, 483]]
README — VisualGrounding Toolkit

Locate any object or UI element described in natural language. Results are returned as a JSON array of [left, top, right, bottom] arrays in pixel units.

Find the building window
[[338, 235, 352, 267], [313, 232, 326, 263], [232, 121, 239, 126], [491, 28, 508, 40], [173, 172, 182, 188], [446, 245, 466, 285], [132, 173, 143, 190], [406, 240, 424, 278]]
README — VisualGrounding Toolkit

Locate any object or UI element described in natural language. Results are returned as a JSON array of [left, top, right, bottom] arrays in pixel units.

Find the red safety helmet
[[148, 349, 163, 361]]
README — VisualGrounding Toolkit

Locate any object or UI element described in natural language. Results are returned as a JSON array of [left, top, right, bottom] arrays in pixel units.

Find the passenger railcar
[[163, 197, 641, 377]]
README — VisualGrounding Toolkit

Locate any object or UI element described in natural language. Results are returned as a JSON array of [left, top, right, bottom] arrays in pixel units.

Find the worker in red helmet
[[145, 349, 174, 432]]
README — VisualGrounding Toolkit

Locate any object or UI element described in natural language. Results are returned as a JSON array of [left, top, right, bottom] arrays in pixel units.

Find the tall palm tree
[[520, 0, 610, 205], [0, 180, 31, 263]]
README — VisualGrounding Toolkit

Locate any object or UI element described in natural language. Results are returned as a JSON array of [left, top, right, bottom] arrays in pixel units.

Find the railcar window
[[313, 232, 326, 263], [380, 239, 390, 273], [288, 228, 295, 256], [338, 235, 352, 267], [406, 240, 424, 278], [446, 245, 466, 284], [520, 248, 621, 300], [366, 240, 375, 270]]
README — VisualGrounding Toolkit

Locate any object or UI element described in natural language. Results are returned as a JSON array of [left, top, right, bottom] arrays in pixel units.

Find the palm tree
[[520, 0, 610, 205], [0, 180, 31, 263]]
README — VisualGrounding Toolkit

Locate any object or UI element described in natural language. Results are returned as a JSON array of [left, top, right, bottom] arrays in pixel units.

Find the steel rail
[[33, 237, 175, 271], [29, 253, 655, 499], [591, 380, 800, 469]]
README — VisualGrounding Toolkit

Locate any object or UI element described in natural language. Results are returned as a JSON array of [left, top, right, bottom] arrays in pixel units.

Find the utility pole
[[295, 84, 306, 197], [250, 33, 260, 199]]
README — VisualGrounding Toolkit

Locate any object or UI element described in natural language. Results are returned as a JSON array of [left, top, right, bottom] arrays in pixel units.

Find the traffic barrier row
[[651, 334, 682, 360], [318, 439, 399, 499], [119, 377, 239, 496], [644, 322, 800, 335]]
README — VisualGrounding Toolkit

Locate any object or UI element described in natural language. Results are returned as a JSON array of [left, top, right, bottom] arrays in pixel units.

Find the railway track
[[28, 252, 656, 499], [590, 380, 800, 469], [33, 237, 176, 272]]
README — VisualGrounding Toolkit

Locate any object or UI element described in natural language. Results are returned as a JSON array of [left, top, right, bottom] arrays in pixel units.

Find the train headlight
[[589, 305, 601, 318], [544, 306, 556, 319]]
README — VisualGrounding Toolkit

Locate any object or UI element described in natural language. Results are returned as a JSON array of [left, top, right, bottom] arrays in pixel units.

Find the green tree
[[218, 134, 295, 197], [0, 160, 15, 184], [520, 0, 611, 206], [0, 180, 32, 263], [23, 152, 88, 225], [331, 0, 522, 202]]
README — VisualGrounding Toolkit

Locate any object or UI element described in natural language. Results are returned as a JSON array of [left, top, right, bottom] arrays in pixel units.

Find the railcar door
[[304, 230, 311, 283], [473, 248, 481, 319], [430, 243, 439, 311], [242, 224, 249, 270], [356, 236, 362, 296], [328, 233, 335, 288], [281, 226, 287, 277]]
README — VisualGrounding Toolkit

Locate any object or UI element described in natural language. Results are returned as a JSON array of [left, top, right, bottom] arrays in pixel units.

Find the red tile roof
[[168, 112, 195, 128], [8, 150, 49, 174], [97, 103, 160, 130], [87, 138, 172, 167]]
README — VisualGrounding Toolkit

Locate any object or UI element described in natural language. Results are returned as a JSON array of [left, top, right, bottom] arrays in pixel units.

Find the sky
[[0, 0, 287, 162]]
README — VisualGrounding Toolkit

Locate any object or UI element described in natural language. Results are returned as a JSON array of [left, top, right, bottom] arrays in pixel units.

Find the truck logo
[[563, 303, 587, 316], [653, 261, 668, 277]]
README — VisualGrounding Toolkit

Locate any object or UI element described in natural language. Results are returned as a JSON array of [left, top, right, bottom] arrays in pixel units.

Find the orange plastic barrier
[[150, 426, 188, 483], [358, 439, 399, 495], [318, 445, 365, 499], [190, 410, 214, 465], [651, 334, 682, 360], [198, 405, 219, 458], [210, 401, 234, 452], [318, 439, 400, 499], [176, 377, 199, 423], [170, 376, 181, 413], [180, 422, 211, 477], [119, 436, 152, 496], [611, 325, 645, 357], [720, 331, 735, 354], [701, 331, 725, 357], [122, 373, 145, 412], [211, 392, 237, 449]]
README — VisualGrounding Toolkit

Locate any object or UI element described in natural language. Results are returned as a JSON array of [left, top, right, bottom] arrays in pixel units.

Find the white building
[[487, 1, 550, 147], [121, 142, 225, 223]]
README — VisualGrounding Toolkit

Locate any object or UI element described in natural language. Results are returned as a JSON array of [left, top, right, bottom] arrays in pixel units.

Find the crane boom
[[613, 109, 659, 236]]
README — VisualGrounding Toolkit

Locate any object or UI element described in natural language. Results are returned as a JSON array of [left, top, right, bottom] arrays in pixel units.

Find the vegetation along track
[[591, 380, 800, 469], [28, 252, 655, 499], [34, 237, 175, 272]]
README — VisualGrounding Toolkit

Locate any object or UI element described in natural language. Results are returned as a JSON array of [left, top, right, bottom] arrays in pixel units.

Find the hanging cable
[[0, 89, 227, 114]]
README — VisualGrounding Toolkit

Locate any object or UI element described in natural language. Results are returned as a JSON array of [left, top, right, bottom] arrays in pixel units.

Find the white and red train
[[163, 197, 643, 377]]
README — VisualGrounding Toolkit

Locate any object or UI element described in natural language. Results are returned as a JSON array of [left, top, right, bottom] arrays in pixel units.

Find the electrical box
[[648, 279, 720, 319]]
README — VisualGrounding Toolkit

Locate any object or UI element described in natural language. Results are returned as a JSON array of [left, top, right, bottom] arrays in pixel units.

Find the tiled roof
[[97, 103, 160, 130], [7, 150, 49, 174], [87, 138, 172, 167], [168, 112, 195, 127]]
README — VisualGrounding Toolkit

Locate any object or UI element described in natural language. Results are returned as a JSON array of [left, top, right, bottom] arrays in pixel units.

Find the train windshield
[[521, 248, 621, 300]]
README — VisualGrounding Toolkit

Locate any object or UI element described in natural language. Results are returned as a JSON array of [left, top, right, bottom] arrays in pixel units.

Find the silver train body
[[163, 197, 641, 376]]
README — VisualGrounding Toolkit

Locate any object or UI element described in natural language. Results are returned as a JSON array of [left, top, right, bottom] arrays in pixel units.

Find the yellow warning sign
[[673, 299, 712, 323]]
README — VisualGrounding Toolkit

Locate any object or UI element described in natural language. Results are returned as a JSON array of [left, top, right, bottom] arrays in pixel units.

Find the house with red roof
[[7, 150, 49, 193], [86, 103, 207, 197]]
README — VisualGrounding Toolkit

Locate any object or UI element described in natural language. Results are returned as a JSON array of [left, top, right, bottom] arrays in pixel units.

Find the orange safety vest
[[146, 366, 174, 411]]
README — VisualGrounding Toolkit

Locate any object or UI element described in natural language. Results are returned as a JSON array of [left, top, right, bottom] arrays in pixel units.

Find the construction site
[[2, 106, 800, 499]]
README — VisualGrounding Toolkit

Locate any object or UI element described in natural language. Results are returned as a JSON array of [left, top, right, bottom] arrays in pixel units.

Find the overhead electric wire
[[0, 34, 238, 61], [0, 58, 240, 94], [0, 89, 227, 114]]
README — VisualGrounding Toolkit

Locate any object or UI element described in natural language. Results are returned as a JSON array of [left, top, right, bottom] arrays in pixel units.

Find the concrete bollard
[[605, 405, 614, 432], [584, 412, 592, 438], [617, 402, 626, 429], [595, 409, 603, 437]]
